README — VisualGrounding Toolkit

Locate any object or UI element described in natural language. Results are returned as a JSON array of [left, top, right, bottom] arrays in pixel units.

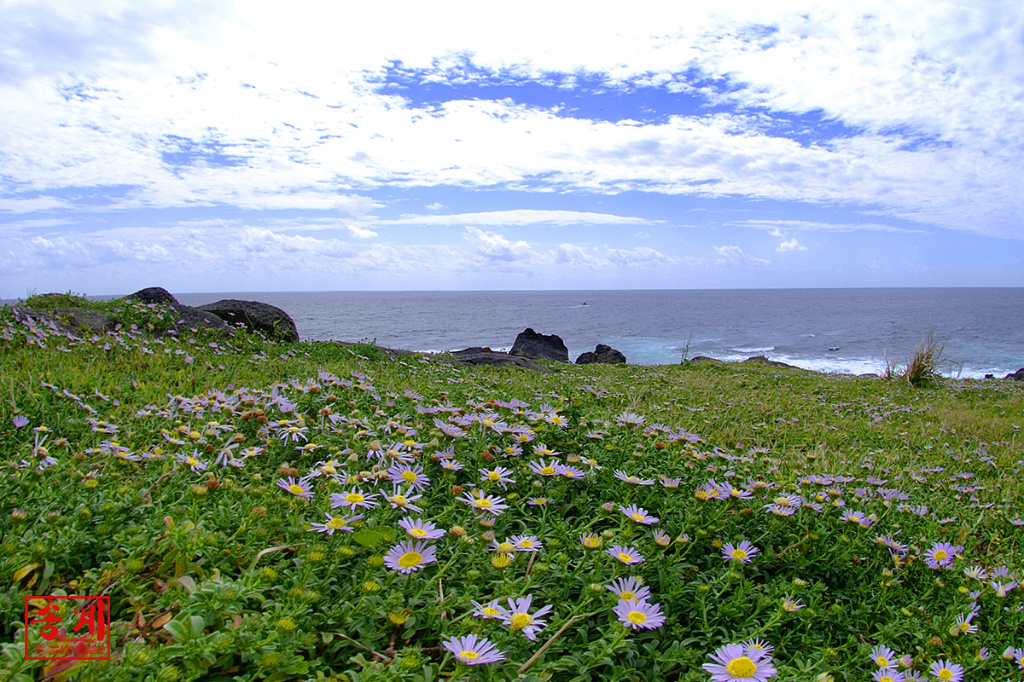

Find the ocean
[[174, 289, 1024, 379]]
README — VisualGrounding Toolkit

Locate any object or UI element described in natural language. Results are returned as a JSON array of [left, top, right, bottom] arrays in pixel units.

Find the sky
[[2, 1, 1024, 297]]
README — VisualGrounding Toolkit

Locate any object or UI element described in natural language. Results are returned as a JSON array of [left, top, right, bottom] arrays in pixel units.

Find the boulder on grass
[[450, 347, 548, 372], [510, 328, 568, 363], [576, 344, 626, 365], [1006, 368, 1024, 381], [196, 299, 299, 342], [127, 287, 179, 306]]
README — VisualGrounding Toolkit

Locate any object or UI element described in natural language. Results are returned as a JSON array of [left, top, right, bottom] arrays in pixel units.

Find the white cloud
[[777, 238, 806, 252], [347, 225, 377, 239], [387, 209, 654, 227], [714, 245, 771, 267], [740, 219, 925, 234], [463, 226, 535, 266], [607, 246, 679, 268]]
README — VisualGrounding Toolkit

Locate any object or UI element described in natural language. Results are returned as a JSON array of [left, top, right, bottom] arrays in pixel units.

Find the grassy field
[[1, 298, 1023, 681]]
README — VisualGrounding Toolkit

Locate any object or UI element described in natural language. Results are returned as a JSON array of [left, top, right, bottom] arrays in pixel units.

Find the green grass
[[1, 301, 1023, 681]]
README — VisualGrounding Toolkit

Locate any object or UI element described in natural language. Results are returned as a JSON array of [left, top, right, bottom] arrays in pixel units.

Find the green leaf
[[351, 529, 384, 548]]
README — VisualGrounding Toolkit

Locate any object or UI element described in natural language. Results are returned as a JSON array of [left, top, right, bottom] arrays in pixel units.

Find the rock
[[576, 344, 626, 365], [684, 356, 723, 365], [510, 328, 568, 363], [127, 287, 179, 306], [196, 299, 299, 342], [743, 354, 800, 370], [168, 306, 227, 335], [449, 347, 549, 372], [1006, 368, 1024, 381]]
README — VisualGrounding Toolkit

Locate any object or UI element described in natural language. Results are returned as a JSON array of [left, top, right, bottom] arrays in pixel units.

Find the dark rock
[[576, 343, 626, 365], [743, 355, 800, 370], [510, 328, 568, 363], [1006, 368, 1024, 381], [53, 308, 119, 335], [168, 306, 227, 335], [449, 347, 549, 372], [12, 306, 83, 339], [196, 299, 299, 342], [684, 356, 723, 365], [128, 287, 178, 306]]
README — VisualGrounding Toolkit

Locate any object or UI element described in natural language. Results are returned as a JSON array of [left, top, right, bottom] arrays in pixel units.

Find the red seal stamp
[[24, 596, 111, 661]]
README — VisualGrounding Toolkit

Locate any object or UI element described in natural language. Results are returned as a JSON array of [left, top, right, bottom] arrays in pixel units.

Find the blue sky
[[2, 1, 1024, 296]]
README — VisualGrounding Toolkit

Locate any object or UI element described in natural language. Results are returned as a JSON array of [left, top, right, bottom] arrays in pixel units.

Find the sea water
[[175, 289, 1024, 379]]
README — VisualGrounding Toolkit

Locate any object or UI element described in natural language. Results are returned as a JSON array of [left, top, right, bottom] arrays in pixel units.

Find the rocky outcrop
[[1006, 368, 1024, 381], [196, 299, 299, 342], [128, 287, 178, 306], [742, 355, 800, 370], [510, 328, 568, 363], [449, 347, 549, 372], [576, 344, 626, 365]]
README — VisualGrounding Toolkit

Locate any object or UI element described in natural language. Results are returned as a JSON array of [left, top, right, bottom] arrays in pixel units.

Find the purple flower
[[442, 634, 506, 666], [11, 416, 29, 429], [615, 598, 666, 630], [383, 540, 437, 574], [722, 540, 760, 563]]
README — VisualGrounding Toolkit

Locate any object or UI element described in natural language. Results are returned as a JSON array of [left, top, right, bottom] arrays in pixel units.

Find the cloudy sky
[[2, 1, 1023, 296]]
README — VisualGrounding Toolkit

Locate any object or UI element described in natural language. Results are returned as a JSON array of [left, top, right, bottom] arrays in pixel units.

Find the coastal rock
[[683, 356, 723, 365], [449, 347, 549, 372], [196, 299, 299, 342], [168, 306, 227, 335], [127, 287, 179, 306], [510, 328, 568, 363], [576, 344, 626, 365], [743, 355, 800, 370], [1006, 368, 1024, 381]]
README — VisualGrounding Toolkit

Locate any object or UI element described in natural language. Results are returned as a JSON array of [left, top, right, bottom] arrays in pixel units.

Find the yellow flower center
[[510, 613, 531, 630], [495, 542, 515, 553], [880, 675, 895, 682], [488, 471, 501, 481], [726, 656, 757, 677], [937, 670, 953, 681], [475, 498, 492, 508], [459, 650, 479, 660], [327, 517, 347, 529], [390, 495, 408, 506], [345, 493, 365, 504], [519, 539, 534, 548], [620, 590, 636, 600], [402, 471, 417, 482], [876, 657, 889, 667], [582, 536, 601, 548], [187, 457, 198, 466], [540, 467, 555, 475], [409, 528, 426, 537], [731, 549, 748, 560], [289, 484, 304, 494], [617, 553, 633, 562], [627, 610, 646, 624], [397, 551, 422, 569], [631, 513, 645, 522], [483, 607, 499, 616], [933, 549, 948, 561], [322, 465, 337, 475]]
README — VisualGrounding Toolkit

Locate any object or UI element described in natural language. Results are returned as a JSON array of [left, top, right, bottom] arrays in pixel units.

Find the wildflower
[[460, 490, 509, 516], [177, 452, 207, 472], [619, 504, 659, 525], [722, 540, 760, 563], [529, 459, 561, 477], [471, 600, 503, 619], [277, 476, 314, 499], [330, 488, 380, 510], [497, 595, 552, 641], [923, 542, 962, 570], [743, 639, 774, 657], [606, 576, 651, 602], [559, 465, 586, 480], [660, 476, 681, 488], [872, 669, 905, 682], [927, 660, 963, 681], [608, 545, 644, 565], [613, 470, 654, 486], [386, 485, 424, 514], [479, 466, 516, 489], [990, 580, 1018, 597], [580, 534, 603, 549], [948, 611, 978, 636], [510, 535, 542, 552], [1012, 647, 1024, 668], [842, 510, 870, 525], [388, 463, 430, 491], [653, 529, 671, 546], [398, 517, 445, 540], [703, 642, 777, 682], [616, 411, 646, 427], [963, 565, 987, 581], [492, 539, 516, 554], [782, 597, 805, 612], [871, 645, 897, 669], [439, 458, 464, 472], [383, 540, 437, 574], [11, 416, 28, 429], [308, 512, 363, 535], [527, 497, 550, 506], [615, 598, 666, 630], [442, 634, 506, 666]]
